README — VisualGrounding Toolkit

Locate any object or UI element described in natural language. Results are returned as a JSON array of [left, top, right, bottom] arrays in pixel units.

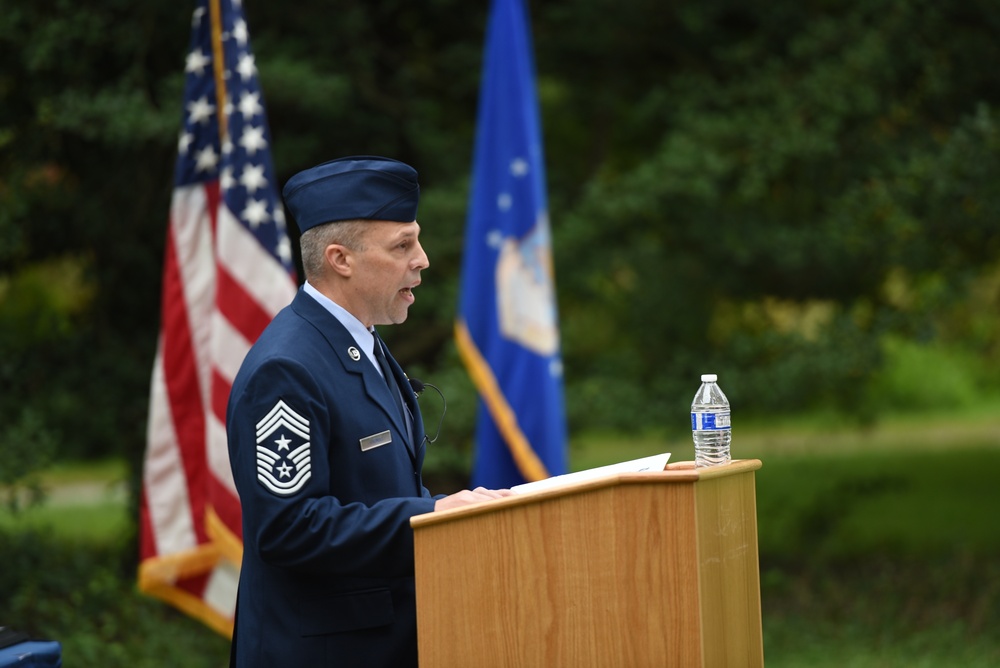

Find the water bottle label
[[691, 411, 731, 430]]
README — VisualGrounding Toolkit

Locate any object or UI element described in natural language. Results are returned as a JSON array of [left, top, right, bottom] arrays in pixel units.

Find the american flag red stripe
[[138, 0, 296, 637], [216, 268, 275, 341]]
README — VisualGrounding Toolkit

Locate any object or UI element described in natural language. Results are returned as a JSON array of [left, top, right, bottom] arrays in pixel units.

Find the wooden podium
[[411, 459, 764, 667]]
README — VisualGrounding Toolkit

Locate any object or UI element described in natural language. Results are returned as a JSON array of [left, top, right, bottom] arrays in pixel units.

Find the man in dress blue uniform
[[227, 156, 510, 667]]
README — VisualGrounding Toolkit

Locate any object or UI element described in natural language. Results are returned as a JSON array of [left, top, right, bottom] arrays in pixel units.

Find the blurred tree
[[0, 0, 184, 465], [0, 0, 997, 470], [540, 0, 1000, 422]]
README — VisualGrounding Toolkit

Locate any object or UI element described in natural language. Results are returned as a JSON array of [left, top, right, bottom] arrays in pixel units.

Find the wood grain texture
[[413, 460, 763, 667]]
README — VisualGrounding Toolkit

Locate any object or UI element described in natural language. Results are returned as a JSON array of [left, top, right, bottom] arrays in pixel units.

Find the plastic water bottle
[[691, 374, 731, 467]]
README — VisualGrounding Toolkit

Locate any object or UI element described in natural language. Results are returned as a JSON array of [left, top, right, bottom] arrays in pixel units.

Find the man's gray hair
[[299, 219, 370, 278]]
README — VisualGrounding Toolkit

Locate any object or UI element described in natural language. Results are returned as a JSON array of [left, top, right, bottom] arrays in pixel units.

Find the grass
[[754, 448, 1000, 560], [763, 618, 1000, 668], [33, 458, 128, 485], [0, 458, 129, 541], [0, 500, 130, 541]]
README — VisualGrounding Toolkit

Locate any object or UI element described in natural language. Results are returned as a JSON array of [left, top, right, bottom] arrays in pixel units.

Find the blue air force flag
[[456, 0, 568, 489]]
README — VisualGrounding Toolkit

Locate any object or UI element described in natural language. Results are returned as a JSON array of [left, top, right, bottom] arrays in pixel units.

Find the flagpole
[[208, 0, 228, 139]]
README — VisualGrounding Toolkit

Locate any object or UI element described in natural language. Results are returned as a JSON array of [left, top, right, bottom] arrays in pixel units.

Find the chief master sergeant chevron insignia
[[255, 399, 311, 496]]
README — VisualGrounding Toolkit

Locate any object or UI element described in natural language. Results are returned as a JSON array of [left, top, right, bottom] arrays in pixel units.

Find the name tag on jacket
[[359, 430, 392, 452]]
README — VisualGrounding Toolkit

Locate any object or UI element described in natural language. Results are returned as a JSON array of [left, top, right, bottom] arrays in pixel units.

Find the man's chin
[[387, 309, 410, 325]]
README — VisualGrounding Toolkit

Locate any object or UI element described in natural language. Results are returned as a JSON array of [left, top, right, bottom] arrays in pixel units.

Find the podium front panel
[[412, 460, 763, 667]]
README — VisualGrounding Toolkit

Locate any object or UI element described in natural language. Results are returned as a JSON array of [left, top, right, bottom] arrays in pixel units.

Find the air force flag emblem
[[256, 400, 311, 496]]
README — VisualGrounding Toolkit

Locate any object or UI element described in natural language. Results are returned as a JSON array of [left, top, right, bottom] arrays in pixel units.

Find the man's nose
[[413, 242, 429, 270]]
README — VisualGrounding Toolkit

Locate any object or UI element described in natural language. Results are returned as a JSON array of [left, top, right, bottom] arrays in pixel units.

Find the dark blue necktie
[[373, 332, 405, 421]]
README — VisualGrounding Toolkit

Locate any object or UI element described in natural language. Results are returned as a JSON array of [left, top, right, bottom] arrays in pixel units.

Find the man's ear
[[325, 244, 353, 277]]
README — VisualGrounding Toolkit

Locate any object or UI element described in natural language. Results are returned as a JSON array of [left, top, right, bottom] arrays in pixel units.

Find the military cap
[[282, 156, 420, 233]]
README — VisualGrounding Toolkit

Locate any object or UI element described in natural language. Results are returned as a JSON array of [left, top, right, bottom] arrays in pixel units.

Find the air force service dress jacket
[[227, 288, 438, 668]]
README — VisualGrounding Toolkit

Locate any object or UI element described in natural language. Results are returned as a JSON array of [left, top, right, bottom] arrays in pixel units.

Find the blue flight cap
[[282, 156, 420, 233]]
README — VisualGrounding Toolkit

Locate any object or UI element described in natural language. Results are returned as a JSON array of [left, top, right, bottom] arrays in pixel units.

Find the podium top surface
[[411, 458, 761, 529]]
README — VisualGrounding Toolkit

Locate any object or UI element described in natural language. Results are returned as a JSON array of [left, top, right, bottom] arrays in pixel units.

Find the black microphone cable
[[408, 378, 446, 444]]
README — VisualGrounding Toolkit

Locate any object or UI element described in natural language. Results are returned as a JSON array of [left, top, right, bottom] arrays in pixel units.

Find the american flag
[[138, 0, 297, 636]]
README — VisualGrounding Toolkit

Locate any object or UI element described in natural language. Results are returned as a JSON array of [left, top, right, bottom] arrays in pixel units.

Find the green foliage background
[[3, 0, 999, 465]]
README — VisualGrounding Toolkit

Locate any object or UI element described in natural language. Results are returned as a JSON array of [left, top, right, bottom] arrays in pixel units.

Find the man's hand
[[434, 486, 514, 511]]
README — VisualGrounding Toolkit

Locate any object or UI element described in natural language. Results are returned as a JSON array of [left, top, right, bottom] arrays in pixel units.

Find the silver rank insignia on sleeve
[[255, 400, 311, 496]]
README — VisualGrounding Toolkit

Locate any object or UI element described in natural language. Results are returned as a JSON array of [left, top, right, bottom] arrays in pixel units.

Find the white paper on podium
[[510, 452, 671, 494]]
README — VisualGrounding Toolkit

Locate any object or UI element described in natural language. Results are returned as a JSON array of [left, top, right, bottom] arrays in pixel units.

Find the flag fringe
[[206, 504, 244, 566], [455, 318, 549, 482], [138, 542, 234, 639]]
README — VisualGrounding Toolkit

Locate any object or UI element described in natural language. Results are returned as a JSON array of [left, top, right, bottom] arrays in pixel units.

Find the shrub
[[0, 527, 229, 668]]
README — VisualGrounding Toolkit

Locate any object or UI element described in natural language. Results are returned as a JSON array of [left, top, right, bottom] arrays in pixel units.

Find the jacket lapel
[[290, 291, 418, 461]]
